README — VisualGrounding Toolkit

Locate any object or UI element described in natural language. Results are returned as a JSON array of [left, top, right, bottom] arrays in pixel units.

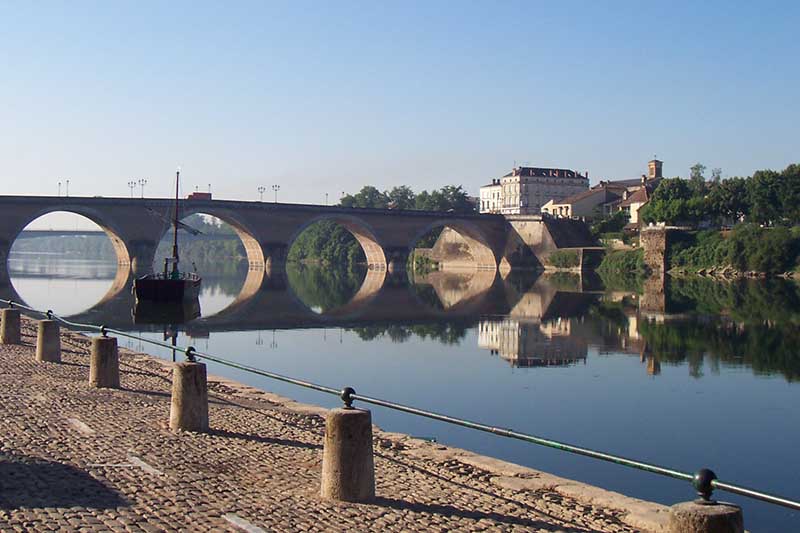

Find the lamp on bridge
[[127, 180, 136, 198], [138, 178, 148, 198], [258, 186, 266, 202], [272, 184, 280, 203]]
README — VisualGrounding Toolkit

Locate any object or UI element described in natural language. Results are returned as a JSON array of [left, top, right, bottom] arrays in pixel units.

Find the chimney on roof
[[641, 174, 647, 186], [585, 170, 589, 179]]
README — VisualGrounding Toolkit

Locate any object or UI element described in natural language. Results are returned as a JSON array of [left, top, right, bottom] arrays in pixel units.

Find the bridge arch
[[7, 207, 132, 270], [409, 220, 497, 271], [167, 207, 266, 269], [5, 209, 133, 314], [287, 214, 387, 269]]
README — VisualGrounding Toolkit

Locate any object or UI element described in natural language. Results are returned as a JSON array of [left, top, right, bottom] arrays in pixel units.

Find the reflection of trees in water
[[196, 257, 249, 279], [286, 264, 367, 312], [349, 321, 472, 345], [638, 318, 800, 382], [639, 279, 800, 381], [411, 283, 444, 310], [666, 277, 800, 322]]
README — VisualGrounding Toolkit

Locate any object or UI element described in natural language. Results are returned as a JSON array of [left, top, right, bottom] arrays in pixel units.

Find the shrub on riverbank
[[669, 225, 800, 274], [546, 250, 580, 268], [597, 249, 645, 275]]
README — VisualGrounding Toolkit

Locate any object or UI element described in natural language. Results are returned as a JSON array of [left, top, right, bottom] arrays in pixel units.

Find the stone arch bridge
[[0, 195, 600, 291]]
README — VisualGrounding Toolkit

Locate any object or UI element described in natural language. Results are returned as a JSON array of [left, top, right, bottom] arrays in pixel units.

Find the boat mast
[[172, 168, 180, 275]]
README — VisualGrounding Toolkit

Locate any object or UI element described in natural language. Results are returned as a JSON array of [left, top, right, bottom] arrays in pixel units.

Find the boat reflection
[[132, 299, 201, 325]]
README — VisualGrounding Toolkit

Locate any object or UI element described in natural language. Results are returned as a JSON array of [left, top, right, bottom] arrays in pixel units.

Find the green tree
[[748, 169, 781, 225], [440, 185, 476, 213], [689, 163, 707, 195], [340, 186, 390, 209], [640, 178, 704, 224], [780, 164, 800, 224], [386, 186, 415, 210], [707, 177, 749, 222]]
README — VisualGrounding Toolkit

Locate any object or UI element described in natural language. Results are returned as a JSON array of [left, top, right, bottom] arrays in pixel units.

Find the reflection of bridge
[[0, 266, 601, 335]]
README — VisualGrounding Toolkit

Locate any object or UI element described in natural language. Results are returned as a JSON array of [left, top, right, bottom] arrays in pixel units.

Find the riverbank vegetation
[[669, 225, 800, 274], [546, 250, 581, 269]]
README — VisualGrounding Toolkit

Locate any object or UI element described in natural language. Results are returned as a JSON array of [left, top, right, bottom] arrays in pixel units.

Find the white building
[[479, 166, 589, 215]]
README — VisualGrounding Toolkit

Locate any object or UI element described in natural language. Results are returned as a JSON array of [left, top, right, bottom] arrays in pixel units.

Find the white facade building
[[479, 166, 589, 215]]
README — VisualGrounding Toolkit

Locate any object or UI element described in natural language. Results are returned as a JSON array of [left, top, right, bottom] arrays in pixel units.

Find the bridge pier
[[262, 243, 288, 271], [384, 247, 411, 274], [0, 242, 9, 288], [128, 240, 159, 277]]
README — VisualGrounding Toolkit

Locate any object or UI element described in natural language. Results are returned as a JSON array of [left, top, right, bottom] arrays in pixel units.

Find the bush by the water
[[546, 250, 580, 268], [669, 225, 800, 274], [597, 249, 645, 274]]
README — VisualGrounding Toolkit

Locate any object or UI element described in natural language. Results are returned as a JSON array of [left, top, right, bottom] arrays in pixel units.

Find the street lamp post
[[272, 184, 280, 203], [138, 178, 148, 198], [325, 192, 328, 205], [65, 179, 70, 197], [128, 180, 136, 198], [58, 180, 62, 197], [258, 186, 266, 202]]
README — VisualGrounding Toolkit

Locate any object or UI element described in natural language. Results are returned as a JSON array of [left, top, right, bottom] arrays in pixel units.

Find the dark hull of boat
[[133, 277, 201, 304]]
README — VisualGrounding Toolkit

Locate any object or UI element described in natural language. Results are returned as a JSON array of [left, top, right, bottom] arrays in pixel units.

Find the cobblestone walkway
[[0, 320, 651, 532]]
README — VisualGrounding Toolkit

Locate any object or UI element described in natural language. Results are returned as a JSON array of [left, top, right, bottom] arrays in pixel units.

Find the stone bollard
[[0, 308, 21, 344], [669, 501, 743, 533], [35, 320, 61, 363], [89, 336, 120, 388], [169, 361, 209, 432], [321, 407, 375, 502]]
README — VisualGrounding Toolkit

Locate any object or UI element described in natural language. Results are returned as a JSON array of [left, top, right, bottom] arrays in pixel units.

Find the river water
[[5, 253, 799, 532]]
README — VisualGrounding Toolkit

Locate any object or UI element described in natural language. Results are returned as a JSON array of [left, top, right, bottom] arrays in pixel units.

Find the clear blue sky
[[2, 1, 798, 204]]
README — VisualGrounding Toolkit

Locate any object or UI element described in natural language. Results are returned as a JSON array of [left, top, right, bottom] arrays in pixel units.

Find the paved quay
[[0, 318, 669, 532]]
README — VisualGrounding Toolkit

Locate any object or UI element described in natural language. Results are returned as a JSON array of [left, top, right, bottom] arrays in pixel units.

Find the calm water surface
[[5, 253, 799, 532]]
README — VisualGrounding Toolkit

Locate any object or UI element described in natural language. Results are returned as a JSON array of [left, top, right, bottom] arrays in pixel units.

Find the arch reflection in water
[[7, 213, 125, 316]]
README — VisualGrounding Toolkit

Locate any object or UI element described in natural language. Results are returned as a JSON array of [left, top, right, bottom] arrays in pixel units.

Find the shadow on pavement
[[0, 453, 127, 510]]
